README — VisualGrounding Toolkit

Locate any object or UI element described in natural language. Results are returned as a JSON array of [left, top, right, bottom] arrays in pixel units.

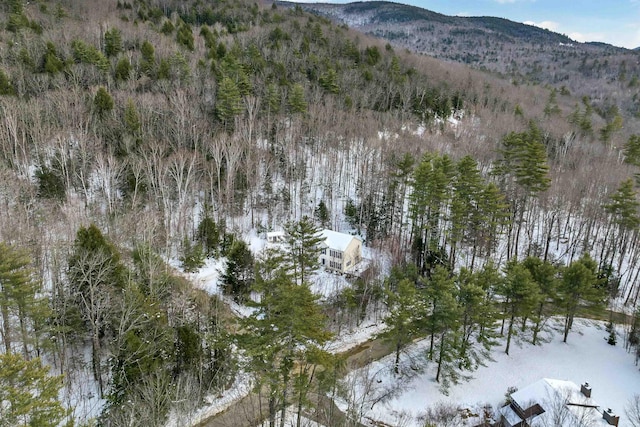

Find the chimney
[[603, 408, 619, 426], [580, 382, 592, 398]]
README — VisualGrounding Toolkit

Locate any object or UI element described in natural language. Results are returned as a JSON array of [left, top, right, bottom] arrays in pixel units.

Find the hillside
[[0, 0, 640, 426], [280, 1, 640, 122]]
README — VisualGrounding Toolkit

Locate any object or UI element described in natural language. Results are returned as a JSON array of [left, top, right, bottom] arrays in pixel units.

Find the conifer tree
[[623, 135, 640, 168], [382, 278, 425, 375], [314, 200, 330, 227], [283, 216, 323, 284], [0, 353, 70, 427], [521, 256, 558, 345], [449, 156, 484, 268], [221, 239, 254, 302], [176, 22, 194, 51], [241, 257, 330, 427], [140, 40, 156, 77], [196, 214, 219, 257], [216, 76, 242, 128], [94, 87, 114, 118], [124, 98, 141, 135], [495, 122, 550, 259], [559, 254, 605, 342], [455, 266, 499, 372], [500, 260, 541, 354], [115, 57, 131, 81], [288, 83, 307, 115], [425, 266, 457, 360], [421, 266, 461, 389], [0, 69, 15, 96], [179, 237, 205, 273], [409, 153, 454, 274], [0, 242, 49, 357], [602, 178, 640, 272], [104, 28, 123, 57]]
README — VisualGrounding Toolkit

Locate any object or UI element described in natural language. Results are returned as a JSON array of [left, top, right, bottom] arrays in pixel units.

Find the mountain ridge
[[278, 0, 640, 121]]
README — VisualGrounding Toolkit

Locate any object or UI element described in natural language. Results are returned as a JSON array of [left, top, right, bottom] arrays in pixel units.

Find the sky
[[285, 0, 640, 49]]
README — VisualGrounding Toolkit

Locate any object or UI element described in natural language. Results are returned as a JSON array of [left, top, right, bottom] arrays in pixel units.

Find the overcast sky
[[285, 0, 640, 49]]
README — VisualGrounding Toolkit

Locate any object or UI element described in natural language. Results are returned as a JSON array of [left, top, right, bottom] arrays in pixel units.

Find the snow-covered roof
[[511, 378, 597, 409], [320, 229, 359, 252], [505, 378, 612, 427]]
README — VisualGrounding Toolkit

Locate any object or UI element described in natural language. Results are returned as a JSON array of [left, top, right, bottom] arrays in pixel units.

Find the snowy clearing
[[340, 319, 640, 426]]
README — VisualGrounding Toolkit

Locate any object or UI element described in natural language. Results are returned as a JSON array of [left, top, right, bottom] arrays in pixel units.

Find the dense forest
[[290, 0, 640, 122], [0, 0, 639, 426]]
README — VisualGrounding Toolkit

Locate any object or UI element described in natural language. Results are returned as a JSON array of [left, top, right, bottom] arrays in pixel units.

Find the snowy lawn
[[340, 318, 640, 426]]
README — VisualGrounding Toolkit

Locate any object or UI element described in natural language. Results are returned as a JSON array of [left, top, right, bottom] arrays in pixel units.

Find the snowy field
[[340, 319, 640, 427]]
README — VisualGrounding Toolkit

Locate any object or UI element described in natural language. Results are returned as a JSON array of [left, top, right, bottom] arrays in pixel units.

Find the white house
[[265, 228, 363, 274], [499, 378, 619, 427], [266, 231, 286, 244], [318, 229, 362, 274]]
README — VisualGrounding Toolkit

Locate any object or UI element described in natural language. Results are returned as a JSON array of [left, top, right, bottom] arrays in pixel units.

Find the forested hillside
[[284, 0, 640, 122], [0, 0, 640, 426]]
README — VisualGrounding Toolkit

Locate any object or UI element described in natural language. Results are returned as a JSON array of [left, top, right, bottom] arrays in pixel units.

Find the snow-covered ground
[[325, 319, 386, 354], [339, 319, 640, 427], [165, 371, 253, 427]]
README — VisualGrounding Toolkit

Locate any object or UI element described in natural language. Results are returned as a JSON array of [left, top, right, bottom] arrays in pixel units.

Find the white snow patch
[[325, 319, 386, 354], [309, 269, 352, 300]]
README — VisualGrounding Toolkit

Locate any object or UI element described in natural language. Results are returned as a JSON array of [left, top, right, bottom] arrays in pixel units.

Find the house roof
[[505, 378, 612, 427], [319, 229, 359, 252], [511, 378, 598, 409]]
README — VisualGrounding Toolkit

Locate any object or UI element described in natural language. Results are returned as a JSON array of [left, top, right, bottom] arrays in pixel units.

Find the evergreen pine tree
[[283, 216, 323, 284], [115, 57, 131, 81], [500, 260, 541, 354], [381, 278, 425, 375], [124, 98, 141, 135], [196, 214, 219, 257], [314, 200, 330, 227], [240, 256, 330, 427], [221, 239, 254, 302], [0, 242, 50, 356], [288, 83, 307, 115], [521, 256, 558, 345], [425, 266, 457, 360], [0, 353, 70, 427], [104, 28, 123, 57], [623, 135, 640, 168], [559, 254, 605, 342], [140, 40, 156, 77], [604, 178, 640, 231], [94, 87, 114, 118], [0, 69, 15, 96], [179, 237, 205, 273], [216, 76, 242, 127]]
